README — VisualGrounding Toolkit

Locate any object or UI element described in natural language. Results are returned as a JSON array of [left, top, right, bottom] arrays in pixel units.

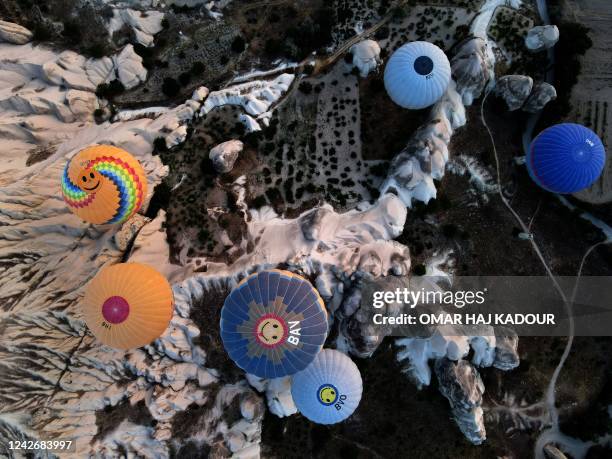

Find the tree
[[162, 78, 181, 97], [231, 36, 246, 53], [191, 61, 205, 75], [95, 80, 125, 99], [178, 72, 191, 86], [298, 81, 313, 94]]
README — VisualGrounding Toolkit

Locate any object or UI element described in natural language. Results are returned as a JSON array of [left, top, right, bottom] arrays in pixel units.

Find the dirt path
[[313, 1, 408, 75]]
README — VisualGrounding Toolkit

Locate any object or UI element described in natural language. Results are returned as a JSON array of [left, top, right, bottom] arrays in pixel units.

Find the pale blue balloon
[[291, 349, 362, 424], [384, 41, 451, 109]]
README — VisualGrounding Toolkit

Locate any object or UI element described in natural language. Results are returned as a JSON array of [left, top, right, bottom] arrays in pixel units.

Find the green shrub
[[162, 78, 181, 97], [231, 36, 246, 53], [178, 72, 191, 86], [191, 61, 205, 75], [251, 195, 267, 208], [95, 80, 125, 99]]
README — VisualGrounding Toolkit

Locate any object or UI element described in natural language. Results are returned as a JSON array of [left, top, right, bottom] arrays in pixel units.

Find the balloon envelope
[[62, 145, 147, 225], [528, 123, 606, 194], [291, 349, 363, 424], [83, 263, 174, 349], [384, 41, 451, 109], [220, 270, 328, 379]]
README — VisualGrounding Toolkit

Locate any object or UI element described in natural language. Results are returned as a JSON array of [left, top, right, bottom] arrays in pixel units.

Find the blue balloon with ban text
[[527, 123, 606, 194], [220, 270, 328, 379]]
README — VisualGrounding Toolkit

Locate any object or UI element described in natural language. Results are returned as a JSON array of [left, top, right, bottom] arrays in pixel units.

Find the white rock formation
[[394, 278, 519, 446], [496, 75, 534, 111], [201, 73, 294, 119], [209, 139, 244, 173], [447, 155, 499, 202], [210, 194, 408, 277], [192, 86, 210, 102], [380, 81, 466, 207], [107, 8, 165, 47], [0, 40, 156, 172], [114, 106, 169, 122], [114, 214, 150, 251], [495, 76, 557, 113], [240, 113, 261, 132], [525, 25, 560, 52], [129, 211, 192, 284], [451, 37, 495, 106], [246, 375, 297, 417], [435, 358, 487, 445], [0, 20, 33, 45], [350, 39, 381, 77], [160, 0, 232, 12], [113, 44, 148, 90], [165, 125, 188, 149], [523, 81, 557, 113]]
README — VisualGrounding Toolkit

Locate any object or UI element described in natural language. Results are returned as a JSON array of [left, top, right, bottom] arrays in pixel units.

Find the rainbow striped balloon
[[62, 145, 147, 225]]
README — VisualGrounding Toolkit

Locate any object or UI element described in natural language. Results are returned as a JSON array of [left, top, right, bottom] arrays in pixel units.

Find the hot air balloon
[[220, 270, 328, 379], [384, 41, 451, 110], [528, 123, 606, 194], [62, 145, 147, 225], [291, 349, 362, 424], [82, 263, 174, 349]]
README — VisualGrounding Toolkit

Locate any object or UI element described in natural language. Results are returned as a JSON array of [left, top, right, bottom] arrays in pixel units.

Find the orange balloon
[[61, 145, 147, 225], [82, 263, 174, 349]]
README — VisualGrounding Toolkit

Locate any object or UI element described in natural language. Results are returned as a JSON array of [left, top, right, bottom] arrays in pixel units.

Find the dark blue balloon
[[527, 123, 606, 194], [220, 270, 328, 379]]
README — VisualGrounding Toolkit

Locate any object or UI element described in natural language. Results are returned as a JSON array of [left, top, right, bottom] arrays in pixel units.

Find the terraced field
[[565, 0, 612, 203]]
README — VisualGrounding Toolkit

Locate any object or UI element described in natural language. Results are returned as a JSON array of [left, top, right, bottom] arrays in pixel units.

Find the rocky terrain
[[0, 1, 611, 458]]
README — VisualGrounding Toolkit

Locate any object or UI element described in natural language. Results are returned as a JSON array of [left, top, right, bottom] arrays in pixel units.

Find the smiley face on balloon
[[318, 384, 339, 405], [61, 145, 147, 225], [79, 168, 103, 193]]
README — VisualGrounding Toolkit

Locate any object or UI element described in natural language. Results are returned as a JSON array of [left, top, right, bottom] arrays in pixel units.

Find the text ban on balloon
[[288, 320, 301, 345]]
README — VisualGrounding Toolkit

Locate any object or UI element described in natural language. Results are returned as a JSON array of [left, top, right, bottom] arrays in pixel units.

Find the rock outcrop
[[435, 358, 486, 445], [0, 20, 33, 45], [492, 327, 520, 371], [337, 274, 419, 358], [209, 139, 244, 173], [108, 8, 165, 47], [165, 125, 188, 149], [246, 374, 297, 418], [495, 76, 556, 113], [451, 37, 495, 106], [525, 25, 560, 52], [523, 82, 557, 113], [113, 44, 148, 90], [380, 80, 466, 206], [201, 73, 294, 119], [496, 75, 534, 111], [350, 39, 381, 77]]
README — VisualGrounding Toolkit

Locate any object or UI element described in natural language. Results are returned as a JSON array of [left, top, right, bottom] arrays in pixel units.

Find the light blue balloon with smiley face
[[291, 349, 363, 424]]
